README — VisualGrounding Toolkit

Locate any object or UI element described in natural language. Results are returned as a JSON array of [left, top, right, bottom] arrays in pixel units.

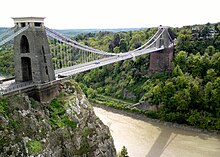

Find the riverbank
[[92, 103, 220, 136], [93, 105, 220, 157]]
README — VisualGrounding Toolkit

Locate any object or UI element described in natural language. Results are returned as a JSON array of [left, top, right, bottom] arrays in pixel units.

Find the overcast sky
[[0, 0, 219, 29]]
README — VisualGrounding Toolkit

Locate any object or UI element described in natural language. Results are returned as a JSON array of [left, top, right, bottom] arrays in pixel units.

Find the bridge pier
[[3, 81, 61, 103], [149, 47, 173, 74], [31, 81, 61, 103], [149, 27, 174, 74]]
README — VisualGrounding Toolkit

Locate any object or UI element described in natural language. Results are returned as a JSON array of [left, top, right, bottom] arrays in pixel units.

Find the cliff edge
[[0, 80, 116, 157]]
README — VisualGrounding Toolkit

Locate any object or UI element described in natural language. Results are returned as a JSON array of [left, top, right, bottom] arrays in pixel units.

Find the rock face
[[0, 80, 116, 157]]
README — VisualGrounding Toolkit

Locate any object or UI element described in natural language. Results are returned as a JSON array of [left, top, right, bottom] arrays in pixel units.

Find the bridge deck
[[55, 47, 164, 77]]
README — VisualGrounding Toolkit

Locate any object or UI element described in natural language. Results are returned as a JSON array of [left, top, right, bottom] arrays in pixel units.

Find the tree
[[201, 25, 210, 39], [171, 89, 191, 112], [214, 35, 220, 51], [187, 110, 201, 126], [200, 53, 211, 77], [113, 46, 120, 53], [130, 34, 142, 49], [86, 88, 97, 98], [162, 81, 175, 107], [212, 77, 220, 114], [172, 65, 184, 77], [214, 23, 220, 33], [188, 77, 201, 109], [109, 33, 120, 51], [174, 51, 187, 72], [0, 49, 14, 76], [204, 69, 217, 83], [211, 52, 220, 74], [146, 83, 163, 111], [119, 39, 128, 52], [175, 75, 188, 90], [73, 24, 220, 131], [204, 81, 213, 110], [118, 146, 129, 157], [205, 46, 215, 56], [176, 29, 194, 53], [187, 53, 203, 77]]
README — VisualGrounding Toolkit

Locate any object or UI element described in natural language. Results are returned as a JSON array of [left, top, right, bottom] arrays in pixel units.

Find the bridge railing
[[0, 81, 35, 95]]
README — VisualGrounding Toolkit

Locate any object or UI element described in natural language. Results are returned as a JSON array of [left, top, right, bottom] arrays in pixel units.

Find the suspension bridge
[[0, 17, 174, 101]]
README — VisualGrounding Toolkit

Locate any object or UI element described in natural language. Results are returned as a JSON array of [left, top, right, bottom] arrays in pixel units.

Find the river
[[93, 106, 220, 157]]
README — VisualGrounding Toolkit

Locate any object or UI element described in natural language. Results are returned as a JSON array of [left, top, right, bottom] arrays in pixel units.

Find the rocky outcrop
[[0, 80, 116, 157]]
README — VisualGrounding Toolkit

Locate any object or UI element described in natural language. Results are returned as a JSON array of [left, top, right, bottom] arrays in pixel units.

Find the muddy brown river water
[[93, 106, 220, 157]]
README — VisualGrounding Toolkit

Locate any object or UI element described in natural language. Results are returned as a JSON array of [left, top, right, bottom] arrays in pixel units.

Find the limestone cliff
[[0, 80, 116, 157]]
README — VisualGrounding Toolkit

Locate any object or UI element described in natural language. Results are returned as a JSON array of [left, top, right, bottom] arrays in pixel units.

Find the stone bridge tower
[[149, 27, 174, 74], [13, 17, 55, 83]]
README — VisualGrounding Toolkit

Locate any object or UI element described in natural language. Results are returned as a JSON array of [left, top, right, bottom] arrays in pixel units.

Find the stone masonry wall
[[149, 47, 173, 74]]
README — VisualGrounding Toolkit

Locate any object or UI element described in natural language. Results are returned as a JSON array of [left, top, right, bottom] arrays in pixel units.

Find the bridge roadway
[[55, 47, 164, 77]]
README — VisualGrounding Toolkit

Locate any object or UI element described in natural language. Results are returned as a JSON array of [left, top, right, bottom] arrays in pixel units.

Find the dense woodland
[[0, 46, 13, 76], [0, 22, 220, 131], [75, 22, 220, 131]]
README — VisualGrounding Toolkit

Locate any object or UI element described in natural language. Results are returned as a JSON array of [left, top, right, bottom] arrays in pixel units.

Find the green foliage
[[118, 146, 129, 157], [75, 143, 91, 155], [0, 49, 14, 76], [87, 88, 97, 99], [74, 23, 220, 131], [2, 22, 219, 132], [145, 110, 159, 119], [8, 119, 19, 129], [48, 99, 77, 129], [211, 52, 220, 74], [172, 65, 184, 77], [145, 83, 163, 110], [141, 45, 220, 130], [91, 95, 131, 110], [83, 127, 91, 137], [0, 137, 9, 149], [27, 140, 42, 155], [176, 29, 193, 52], [30, 98, 39, 109], [174, 51, 187, 72], [175, 23, 220, 53], [75, 28, 155, 102], [205, 46, 216, 56], [0, 98, 9, 117]]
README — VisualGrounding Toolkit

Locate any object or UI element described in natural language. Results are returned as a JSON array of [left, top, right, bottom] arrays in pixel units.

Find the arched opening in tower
[[21, 57, 32, 81], [20, 35, 30, 53]]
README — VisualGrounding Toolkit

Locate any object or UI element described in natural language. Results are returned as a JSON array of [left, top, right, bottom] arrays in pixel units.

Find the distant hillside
[[0, 27, 8, 35], [0, 27, 142, 37], [56, 28, 142, 37]]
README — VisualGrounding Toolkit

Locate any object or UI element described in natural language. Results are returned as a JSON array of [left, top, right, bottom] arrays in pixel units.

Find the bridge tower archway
[[21, 57, 32, 81], [20, 35, 30, 53], [13, 17, 55, 83]]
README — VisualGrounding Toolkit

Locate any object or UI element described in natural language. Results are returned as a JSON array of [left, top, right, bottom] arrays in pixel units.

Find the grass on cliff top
[[0, 97, 9, 117], [48, 98, 77, 129], [48, 80, 82, 129], [27, 140, 42, 155]]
